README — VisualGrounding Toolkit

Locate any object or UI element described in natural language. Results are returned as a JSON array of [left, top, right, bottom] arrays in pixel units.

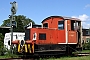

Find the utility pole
[[9, 1, 18, 54]]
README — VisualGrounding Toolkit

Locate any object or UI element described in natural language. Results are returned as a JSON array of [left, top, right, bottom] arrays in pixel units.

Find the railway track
[[74, 52, 90, 56]]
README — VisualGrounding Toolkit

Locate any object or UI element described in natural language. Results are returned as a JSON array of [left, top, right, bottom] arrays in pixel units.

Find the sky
[[0, 0, 90, 28]]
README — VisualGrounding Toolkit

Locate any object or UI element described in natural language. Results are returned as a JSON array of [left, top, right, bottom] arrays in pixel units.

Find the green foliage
[[0, 33, 4, 47], [0, 48, 19, 58], [0, 46, 5, 55], [0, 33, 5, 56], [1, 19, 10, 27], [0, 33, 16, 57], [83, 41, 90, 50], [4, 49, 18, 58], [1, 15, 35, 32], [0, 33, 4, 42], [80, 50, 90, 53], [38, 56, 90, 60], [0, 46, 18, 57]]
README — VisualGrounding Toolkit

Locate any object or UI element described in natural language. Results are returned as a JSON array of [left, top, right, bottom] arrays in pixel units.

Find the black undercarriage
[[33, 44, 77, 55]]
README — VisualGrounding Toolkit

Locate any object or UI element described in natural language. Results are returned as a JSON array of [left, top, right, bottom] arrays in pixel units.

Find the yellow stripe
[[24, 44, 27, 52], [28, 44, 31, 53], [18, 44, 20, 52], [32, 44, 34, 53]]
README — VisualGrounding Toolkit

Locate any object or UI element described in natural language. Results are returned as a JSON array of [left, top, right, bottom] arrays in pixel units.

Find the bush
[[0, 33, 5, 55], [83, 41, 90, 50], [0, 47, 7, 56], [0, 47, 19, 58]]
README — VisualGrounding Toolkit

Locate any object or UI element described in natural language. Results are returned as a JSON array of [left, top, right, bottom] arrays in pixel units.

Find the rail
[[74, 52, 90, 56]]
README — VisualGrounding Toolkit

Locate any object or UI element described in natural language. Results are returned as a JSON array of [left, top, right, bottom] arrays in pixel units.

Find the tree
[[0, 33, 5, 55], [83, 41, 90, 50], [0, 33, 4, 48], [1, 15, 35, 32]]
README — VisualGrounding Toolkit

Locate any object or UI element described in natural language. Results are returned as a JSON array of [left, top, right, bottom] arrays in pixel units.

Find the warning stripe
[[18, 43, 34, 53], [18, 44, 20, 52], [28, 44, 31, 53], [32, 44, 34, 53], [24, 44, 27, 52]]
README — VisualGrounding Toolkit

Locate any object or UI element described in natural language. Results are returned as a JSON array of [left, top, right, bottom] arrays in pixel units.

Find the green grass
[[1, 55, 90, 60], [0, 55, 19, 59], [0, 54, 19, 59], [40, 50, 90, 60], [72, 50, 90, 54], [80, 50, 90, 53], [0, 56, 11, 59], [44, 56, 90, 60]]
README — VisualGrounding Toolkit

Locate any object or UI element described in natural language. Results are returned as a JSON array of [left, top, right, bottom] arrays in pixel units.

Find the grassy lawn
[[80, 50, 90, 53], [0, 54, 19, 59], [43, 50, 90, 60], [72, 49, 90, 54], [0, 56, 11, 59], [46, 56, 90, 60], [1, 55, 90, 60]]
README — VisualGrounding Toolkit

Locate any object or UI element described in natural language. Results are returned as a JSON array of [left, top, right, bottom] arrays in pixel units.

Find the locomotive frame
[[12, 16, 82, 55]]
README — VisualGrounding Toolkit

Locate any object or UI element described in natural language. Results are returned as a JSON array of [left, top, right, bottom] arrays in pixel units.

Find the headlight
[[33, 33, 37, 40]]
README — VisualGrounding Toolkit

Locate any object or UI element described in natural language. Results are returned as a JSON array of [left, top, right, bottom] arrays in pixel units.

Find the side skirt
[[34, 44, 66, 53]]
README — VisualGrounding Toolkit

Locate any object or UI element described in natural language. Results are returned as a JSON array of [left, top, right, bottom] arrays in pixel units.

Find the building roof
[[0, 26, 11, 28], [0, 26, 11, 35]]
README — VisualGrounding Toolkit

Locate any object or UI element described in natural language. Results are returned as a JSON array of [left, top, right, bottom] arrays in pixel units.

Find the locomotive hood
[[12, 40, 19, 44], [12, 40, 35, 44]]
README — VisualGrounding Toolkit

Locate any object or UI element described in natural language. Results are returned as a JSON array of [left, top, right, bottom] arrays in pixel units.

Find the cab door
[[67, 20, 77, 44]]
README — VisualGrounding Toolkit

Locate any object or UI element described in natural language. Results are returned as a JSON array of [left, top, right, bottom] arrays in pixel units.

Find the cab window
[[39, 33, 46, 40], [71, 20, 79, 31], [43, 23, 48, 28], [58, 21, 64, 30]]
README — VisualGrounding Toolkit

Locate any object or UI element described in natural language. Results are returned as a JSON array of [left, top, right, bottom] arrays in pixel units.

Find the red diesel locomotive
[[12, 16, 82, 55]]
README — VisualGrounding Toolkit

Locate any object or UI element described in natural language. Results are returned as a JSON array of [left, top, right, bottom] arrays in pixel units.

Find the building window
[[39, 33, 46, 40], [86, 30, 89, 35], [58, 21, 64, 30]]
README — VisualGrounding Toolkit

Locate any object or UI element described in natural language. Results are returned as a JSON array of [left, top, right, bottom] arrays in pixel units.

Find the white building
[[4, 32, 25, 49]]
